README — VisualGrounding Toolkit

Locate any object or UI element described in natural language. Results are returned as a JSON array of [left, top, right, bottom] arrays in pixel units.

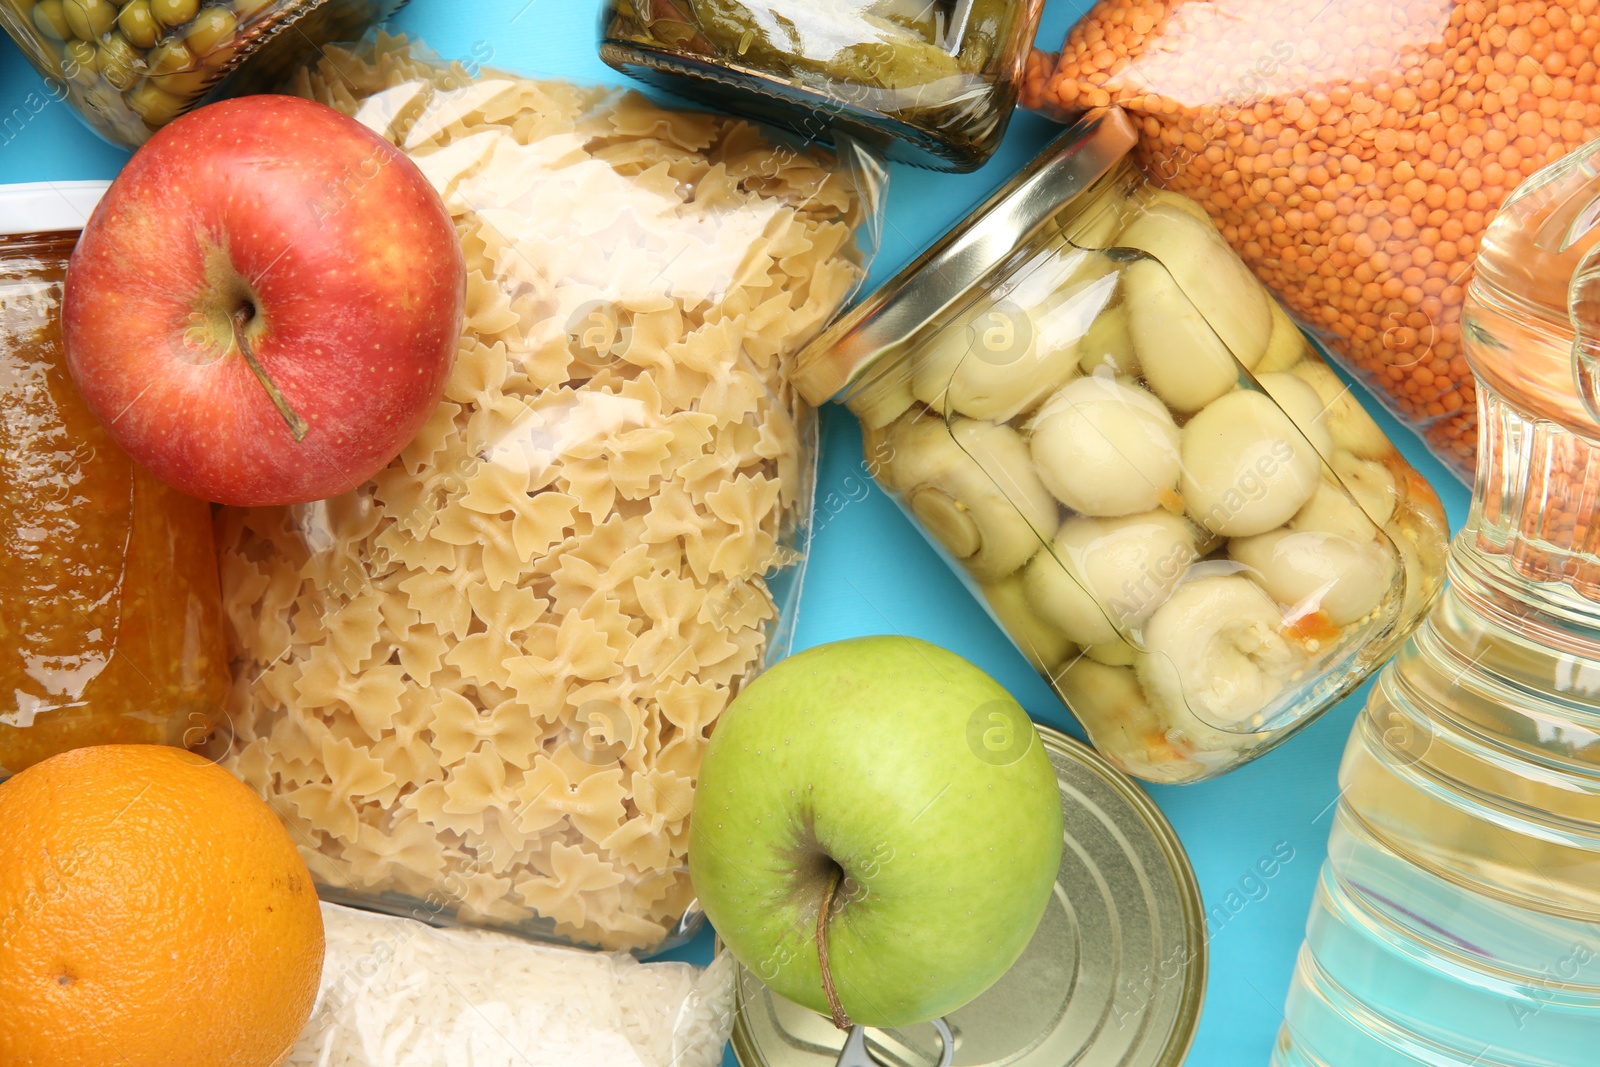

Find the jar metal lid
[[787, 107, 1138, 408], [0, 181, 110, 237], [726, 723, 1207, 1067]]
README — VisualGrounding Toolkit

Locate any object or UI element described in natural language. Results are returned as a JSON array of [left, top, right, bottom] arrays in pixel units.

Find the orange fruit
[[0, 745, 324, 1067]]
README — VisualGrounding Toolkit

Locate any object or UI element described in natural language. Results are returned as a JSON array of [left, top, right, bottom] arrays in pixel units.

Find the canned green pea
[[0, 0, 408, 146]]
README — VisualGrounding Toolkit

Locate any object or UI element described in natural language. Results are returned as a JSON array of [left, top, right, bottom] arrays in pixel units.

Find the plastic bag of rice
[[285, 903, 735, 1067]]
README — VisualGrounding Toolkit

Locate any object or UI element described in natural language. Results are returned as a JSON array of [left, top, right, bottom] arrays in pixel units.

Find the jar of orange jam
[[0, 182, 228, 777]]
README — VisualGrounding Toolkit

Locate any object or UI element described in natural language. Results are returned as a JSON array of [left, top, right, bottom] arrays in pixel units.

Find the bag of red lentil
[[1023, 0, 1600, 481]]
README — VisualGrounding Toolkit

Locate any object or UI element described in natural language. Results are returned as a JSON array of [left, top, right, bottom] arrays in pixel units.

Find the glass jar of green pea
[[0, 0, 406, 146]]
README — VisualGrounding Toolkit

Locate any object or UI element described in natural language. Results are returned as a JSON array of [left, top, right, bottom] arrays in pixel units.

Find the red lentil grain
[[1024, 0, 1600, 478]]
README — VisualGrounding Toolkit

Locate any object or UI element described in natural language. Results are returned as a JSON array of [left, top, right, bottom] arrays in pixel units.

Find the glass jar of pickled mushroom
[[0, 182, 229, 776], [598, 0, 1046, 172], [790, 108, 1451, 783], [0, 0, 406, 147]]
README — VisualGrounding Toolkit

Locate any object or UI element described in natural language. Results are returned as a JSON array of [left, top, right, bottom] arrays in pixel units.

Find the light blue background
[[0, 3, 1474, 1063]]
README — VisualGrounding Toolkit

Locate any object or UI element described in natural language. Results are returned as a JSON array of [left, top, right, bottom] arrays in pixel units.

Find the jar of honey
[[0, 181, 228, 776]]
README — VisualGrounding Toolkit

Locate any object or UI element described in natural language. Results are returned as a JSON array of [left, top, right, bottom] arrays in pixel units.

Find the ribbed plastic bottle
[[1274, 143, 1600, 1065]]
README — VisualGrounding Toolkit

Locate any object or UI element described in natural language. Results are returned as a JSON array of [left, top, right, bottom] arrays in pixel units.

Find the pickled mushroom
[[1116, 201, 1271, 372], [1290, 360, 1392, 460], [1330, 452, 1398, 528], [1028, 374, 1182, 518], [1257, 371, 1333, 458], [1084, 638, 1138, 666], [879, 413, 1054, 580], [1122, 258, 1240, 414], [1291, 480, 1379, 544], [1131, 186, 1213, 224], [1255, 300, 1308, 374], [1051, 657, 1207, 783], [1076, 301, 1138, 377], [1229, 528, 1398, 628], [980, 573, 1076, 673], [1021, 510, 1197, 648], [846, 367, 917, 429], [1180, 389, 1321, 537], [1135, 574, 1303, 729], [912, 298, 1080, 423], [1053, 657, 1152, 729]]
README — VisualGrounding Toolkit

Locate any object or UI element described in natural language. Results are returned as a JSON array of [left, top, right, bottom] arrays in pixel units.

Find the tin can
[[597, 0, 1046, 172], [727, 725, 1205, 1067], [788, 108, 1451, 783]]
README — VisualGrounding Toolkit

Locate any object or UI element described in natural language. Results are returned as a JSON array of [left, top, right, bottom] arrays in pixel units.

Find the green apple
[[689, 635, 1063, 1029]]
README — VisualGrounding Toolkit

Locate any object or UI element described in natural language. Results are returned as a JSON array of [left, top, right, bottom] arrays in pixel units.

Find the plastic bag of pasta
[[1024, 0, 1600, 481], [212, 33, 881, 953]]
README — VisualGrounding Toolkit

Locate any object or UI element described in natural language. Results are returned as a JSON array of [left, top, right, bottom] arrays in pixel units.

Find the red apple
[[63, 95, 465, 506]]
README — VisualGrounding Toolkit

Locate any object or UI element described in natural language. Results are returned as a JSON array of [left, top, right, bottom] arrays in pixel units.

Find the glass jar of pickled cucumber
[[0, 182, 229, 776], [790, 108, 1451, 783], [0, 0, 405, 147], [598, 0, 1046, 172]]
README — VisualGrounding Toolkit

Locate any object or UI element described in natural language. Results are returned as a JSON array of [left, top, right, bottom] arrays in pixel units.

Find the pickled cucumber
[[688, 0, 1012, 86]]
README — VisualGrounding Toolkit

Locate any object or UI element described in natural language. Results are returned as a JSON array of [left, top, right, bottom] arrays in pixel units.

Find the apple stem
[[816, 866, 852, 1031], [233, 305, 308, 443]]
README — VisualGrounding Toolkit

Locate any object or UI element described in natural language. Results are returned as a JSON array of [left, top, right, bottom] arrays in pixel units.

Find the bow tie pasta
[[214, 36, 872, 952]]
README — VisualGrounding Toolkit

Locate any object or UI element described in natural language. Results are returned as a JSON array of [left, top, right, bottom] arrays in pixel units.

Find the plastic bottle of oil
[[1274, 144, 1600, 1064]]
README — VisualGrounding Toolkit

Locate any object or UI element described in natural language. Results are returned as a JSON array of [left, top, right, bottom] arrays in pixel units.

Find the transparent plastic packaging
[[290, 902, 736, 1066], [791, 110, 1450, 783], [599, 0, 1046, 171], [0, 183, 229, 778], [1022, 0, 1600, 483], [0, 0, 405, 147], [213, 37, 881, 952]]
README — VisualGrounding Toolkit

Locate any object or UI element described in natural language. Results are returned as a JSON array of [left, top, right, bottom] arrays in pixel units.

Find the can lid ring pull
[[834, 1018, 954, 1067]]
